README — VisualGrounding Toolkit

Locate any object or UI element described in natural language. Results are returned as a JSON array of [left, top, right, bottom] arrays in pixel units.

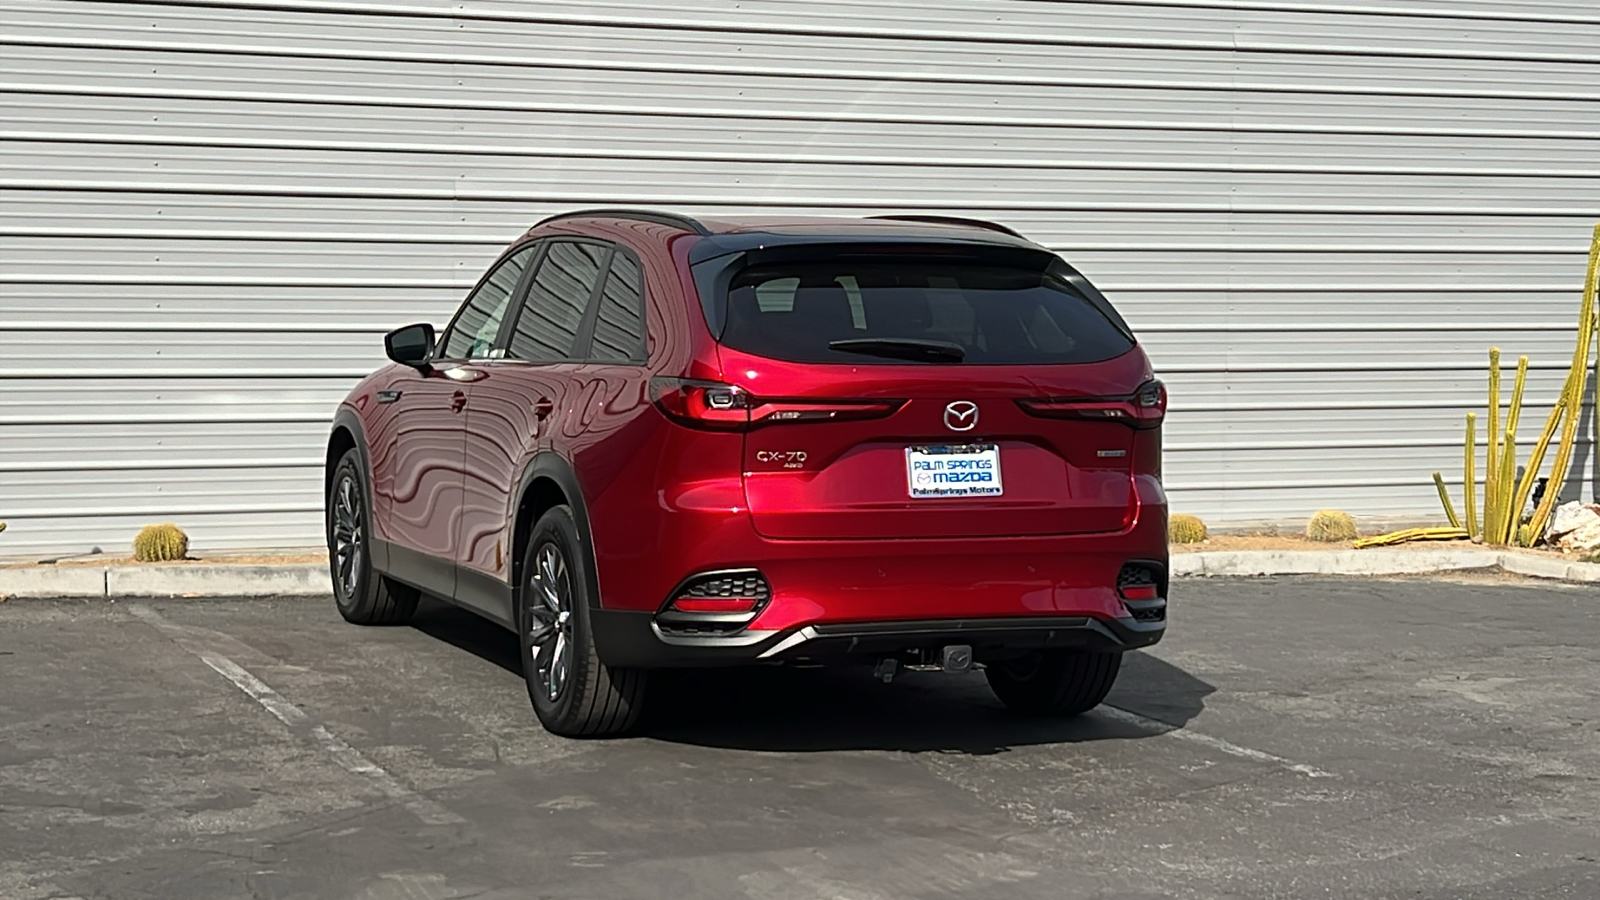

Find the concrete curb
[[1173, 548, 1600, 584], [105, 564, 331, 598], [1, 551, 1595, 600], [1, 563, 329, 599]]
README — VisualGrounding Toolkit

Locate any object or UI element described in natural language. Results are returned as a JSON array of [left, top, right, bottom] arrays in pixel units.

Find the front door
[[380, 242, 537, 597], [366, 362, 472, 598]]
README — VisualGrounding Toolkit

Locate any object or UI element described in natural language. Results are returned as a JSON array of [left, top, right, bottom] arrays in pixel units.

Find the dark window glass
[[589, 253, 646, 363], [508, 241, 606, 362], [439, 245, 537, 360], [718, 260, 1134, 365]]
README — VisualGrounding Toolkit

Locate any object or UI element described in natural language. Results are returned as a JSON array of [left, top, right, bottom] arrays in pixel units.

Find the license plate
[[906, 443, 1003, 499]]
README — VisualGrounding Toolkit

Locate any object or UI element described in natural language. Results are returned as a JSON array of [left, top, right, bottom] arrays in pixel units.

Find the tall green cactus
[[1488, 356, 1529, 545], [1484, 348, 1501, 542], [1432, 472, 1461, 530], [1526, 224, 1600, 543], [1463, 413, 1478, 540]]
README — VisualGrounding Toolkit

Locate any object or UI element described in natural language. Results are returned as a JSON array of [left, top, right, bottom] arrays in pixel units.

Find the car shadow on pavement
[[410, 598, 523, 672], [641, 653, 1214, 755], [408, 599, 1215, 756]]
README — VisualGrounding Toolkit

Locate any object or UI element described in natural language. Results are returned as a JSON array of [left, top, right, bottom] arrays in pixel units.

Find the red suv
[[326, 209, 1168, 736]]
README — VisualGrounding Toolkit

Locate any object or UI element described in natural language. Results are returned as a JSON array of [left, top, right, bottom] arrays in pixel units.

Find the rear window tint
[[718, 261, 1134, 365]]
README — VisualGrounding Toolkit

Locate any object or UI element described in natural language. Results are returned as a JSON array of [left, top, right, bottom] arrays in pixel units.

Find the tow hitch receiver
[[873, 645, 975, 682], [940, 644, 973, 673]]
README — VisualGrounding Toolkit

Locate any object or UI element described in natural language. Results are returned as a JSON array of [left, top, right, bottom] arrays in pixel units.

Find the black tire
[[985, 649, 1122, 716], [327, 449, 419, 625], [517, 505, 647, 737]]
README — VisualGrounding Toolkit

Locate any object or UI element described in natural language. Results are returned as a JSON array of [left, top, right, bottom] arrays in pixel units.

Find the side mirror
[[385, 323, 435, 369]]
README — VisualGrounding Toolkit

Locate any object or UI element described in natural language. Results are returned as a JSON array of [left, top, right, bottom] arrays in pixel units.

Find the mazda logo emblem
[[944, 401, 979, 432]]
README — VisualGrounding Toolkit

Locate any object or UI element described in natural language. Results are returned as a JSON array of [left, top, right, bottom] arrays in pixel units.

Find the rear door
[[716, 256, 1151, 540]]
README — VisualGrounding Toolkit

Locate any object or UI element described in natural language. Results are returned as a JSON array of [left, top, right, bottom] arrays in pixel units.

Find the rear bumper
[[587, 473, 1169, 667], [592, 606, 1165, 668]]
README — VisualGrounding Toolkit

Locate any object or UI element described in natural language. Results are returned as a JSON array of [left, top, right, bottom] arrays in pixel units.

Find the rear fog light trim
[[656, 569, 773, 637]]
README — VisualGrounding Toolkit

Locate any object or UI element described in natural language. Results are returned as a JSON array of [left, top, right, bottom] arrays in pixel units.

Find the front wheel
[[326, 449, 419, 625], [518, 505, 647, 737], [985, 649, 1122, 716]]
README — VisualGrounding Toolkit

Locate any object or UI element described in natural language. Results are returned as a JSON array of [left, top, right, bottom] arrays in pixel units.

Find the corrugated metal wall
[[3, 0, 1598, 556]]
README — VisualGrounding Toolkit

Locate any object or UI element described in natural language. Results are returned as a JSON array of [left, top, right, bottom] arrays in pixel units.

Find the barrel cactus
[[133, 523, 189, 562], [1305, 510, 1358, 543], [1168, 514, 1208, 544]]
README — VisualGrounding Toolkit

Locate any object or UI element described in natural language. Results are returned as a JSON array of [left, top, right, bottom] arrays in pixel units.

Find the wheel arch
[[326, 407, 372, 500], [512, 453, 603, 612], [327, 406, 390, 571]]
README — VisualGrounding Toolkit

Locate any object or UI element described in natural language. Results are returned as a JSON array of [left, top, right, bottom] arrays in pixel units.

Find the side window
[[589, 252, 646, 363], [508, 241, 606, 362], [439, 245, 537, 360]]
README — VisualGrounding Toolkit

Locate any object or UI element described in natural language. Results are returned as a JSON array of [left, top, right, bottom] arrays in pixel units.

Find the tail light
[[650, 377, 904, 431], [1015, 379, 1166, 429], [649, 378, 751, 430]]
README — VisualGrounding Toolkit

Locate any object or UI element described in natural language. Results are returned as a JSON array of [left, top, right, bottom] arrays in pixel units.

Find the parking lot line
[[1098, 705, 1335, 779], [126, 604, 466, 827]]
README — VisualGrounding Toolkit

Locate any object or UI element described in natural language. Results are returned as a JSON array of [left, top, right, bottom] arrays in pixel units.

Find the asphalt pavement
[[1, 575, 1596, 899]]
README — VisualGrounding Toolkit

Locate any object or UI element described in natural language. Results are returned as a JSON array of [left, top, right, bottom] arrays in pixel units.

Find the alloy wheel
[[527, 542, 575, 702], [331, 473, 363, 601]]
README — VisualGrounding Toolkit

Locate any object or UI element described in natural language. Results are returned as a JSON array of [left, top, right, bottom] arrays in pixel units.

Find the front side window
[[438, 245, 537, 360], [718, 259, 1134, 365], [508, 241, 607, 362]]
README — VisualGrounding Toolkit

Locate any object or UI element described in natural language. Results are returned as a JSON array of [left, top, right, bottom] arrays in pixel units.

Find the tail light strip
[[1014, 379, 1166, 429], [650, 377, 905, 431]]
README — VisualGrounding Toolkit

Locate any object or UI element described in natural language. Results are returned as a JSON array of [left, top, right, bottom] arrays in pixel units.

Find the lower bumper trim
[[592, 610, 1164, 668]]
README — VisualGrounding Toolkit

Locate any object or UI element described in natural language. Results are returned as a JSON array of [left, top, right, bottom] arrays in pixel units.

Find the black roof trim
[[868, 214, 1024, 239], [535, 208, 711, 236]]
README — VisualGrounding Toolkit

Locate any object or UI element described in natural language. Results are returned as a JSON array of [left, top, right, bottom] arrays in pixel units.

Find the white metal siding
[[3, 0, 1598, 556]]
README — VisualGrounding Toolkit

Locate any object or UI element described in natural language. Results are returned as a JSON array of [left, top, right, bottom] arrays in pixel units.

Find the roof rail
[[535, 208, 711, 236], [868, 214, 1024, 240]]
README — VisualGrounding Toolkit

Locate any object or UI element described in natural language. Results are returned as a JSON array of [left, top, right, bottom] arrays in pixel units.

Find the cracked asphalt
[[1, 576, 1597, 899]]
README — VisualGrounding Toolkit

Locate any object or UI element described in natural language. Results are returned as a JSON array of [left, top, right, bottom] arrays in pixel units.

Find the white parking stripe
[[128, 604, 466, 826], [1100, 705, 1335, 779]]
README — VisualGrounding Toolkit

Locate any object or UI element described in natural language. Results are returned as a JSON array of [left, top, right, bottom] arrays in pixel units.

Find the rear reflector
[[1119, 584, 1159, 602], [670, 598, 759, 614]]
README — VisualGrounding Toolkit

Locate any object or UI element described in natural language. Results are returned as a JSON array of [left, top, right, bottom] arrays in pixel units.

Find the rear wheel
[[985, 649, 1122, 716], [327, 450, 419, 625], [519, 505, 647, 737]]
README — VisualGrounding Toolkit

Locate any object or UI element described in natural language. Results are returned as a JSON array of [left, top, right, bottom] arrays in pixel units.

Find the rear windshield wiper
[[827, 338, 966, 363]]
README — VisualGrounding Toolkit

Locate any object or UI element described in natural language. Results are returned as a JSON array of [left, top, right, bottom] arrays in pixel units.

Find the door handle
[[534, 397, 554, 420], [451, 390, 467, 413]]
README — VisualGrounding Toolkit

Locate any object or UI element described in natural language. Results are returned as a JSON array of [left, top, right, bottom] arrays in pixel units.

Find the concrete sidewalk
[[2, 547, 1597, 599]]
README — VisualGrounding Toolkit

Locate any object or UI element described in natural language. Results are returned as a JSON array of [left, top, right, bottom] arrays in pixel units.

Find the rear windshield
[[717, 261, 1135, 365]]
